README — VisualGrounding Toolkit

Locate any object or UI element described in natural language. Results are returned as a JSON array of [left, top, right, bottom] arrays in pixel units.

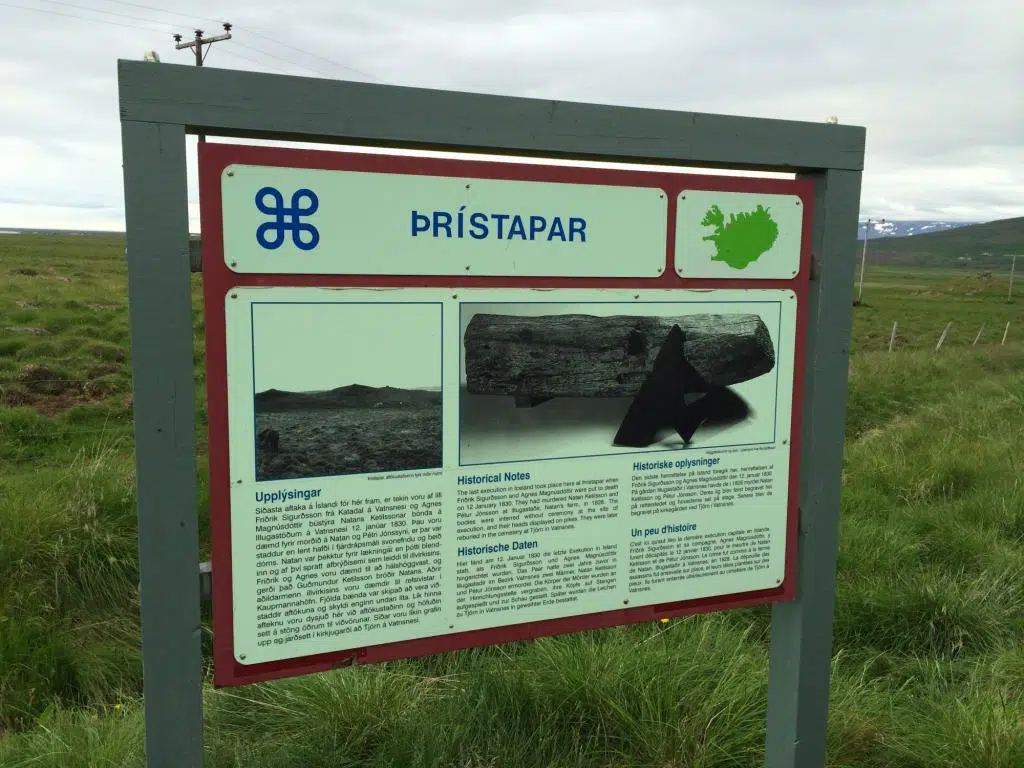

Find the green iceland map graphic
[[700, 203, 780, 269]]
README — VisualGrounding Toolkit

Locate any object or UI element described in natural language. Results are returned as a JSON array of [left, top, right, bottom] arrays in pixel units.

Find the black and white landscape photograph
[[459, 301, 785, 465], [250, 301, 443, 481]]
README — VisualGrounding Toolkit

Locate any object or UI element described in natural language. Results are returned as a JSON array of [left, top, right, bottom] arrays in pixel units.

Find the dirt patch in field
[[87, 363, 123, 378], [19, 364, 63, 393], [943, 271, 1002, 295], [0, 364, 120, 415], [1, 387, 108, 416]]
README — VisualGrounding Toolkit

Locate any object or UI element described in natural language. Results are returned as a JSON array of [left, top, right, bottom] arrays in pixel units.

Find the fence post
[[1002, 321, 1010, 345], [972, 324, 985, 346], [888, 320, 898, 352], [935, 322, 952, 351], [1009, 255, 1016, 301]]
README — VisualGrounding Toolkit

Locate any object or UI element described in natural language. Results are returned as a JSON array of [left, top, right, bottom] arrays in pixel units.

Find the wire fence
[[875, 320, 1013, 352]]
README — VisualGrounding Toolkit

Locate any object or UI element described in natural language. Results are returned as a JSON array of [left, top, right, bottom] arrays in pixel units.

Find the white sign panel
[[675, 190, 804, 279], [224, 286, 797, 665], [220, 164, 669, 277]]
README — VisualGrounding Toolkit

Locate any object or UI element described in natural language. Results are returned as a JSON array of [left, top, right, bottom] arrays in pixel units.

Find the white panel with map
[[675, 190, 804, 280]]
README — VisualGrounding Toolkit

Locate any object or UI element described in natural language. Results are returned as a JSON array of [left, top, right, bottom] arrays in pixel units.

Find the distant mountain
[[0, 227, 126, 237], [864, 216, 1024, 268], [254, 383, 441, 413], [857, 220, 979, 240]]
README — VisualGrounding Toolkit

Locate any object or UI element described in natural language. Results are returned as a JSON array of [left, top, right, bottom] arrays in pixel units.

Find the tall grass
[[0, 435, 142, 731], [3, 344, 1021, 766], [1, 238, 1022, 765]]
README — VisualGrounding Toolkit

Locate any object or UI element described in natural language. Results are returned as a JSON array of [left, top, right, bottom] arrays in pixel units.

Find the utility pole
[[858, 217, 885, 303], [173, 23, 232, 143]]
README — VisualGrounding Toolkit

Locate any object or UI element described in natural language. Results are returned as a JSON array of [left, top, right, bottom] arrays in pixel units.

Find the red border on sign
[[198, 141, 812, 688]]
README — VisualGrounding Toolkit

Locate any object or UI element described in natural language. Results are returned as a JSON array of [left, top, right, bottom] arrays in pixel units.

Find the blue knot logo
[[255, 186, 320, 251]]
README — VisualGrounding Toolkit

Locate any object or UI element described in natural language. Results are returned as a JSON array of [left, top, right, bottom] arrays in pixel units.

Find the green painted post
[[120, 118, 204, 767]]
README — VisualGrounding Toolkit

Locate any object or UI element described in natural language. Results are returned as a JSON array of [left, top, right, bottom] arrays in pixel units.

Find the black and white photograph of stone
[[250, 301, 443, 481], [458, 302, 781, 465]]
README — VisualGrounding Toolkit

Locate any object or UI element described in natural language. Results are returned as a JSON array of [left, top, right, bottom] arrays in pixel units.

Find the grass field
[[1, 233, 1022, 766], [850, 265, 1019, 353]]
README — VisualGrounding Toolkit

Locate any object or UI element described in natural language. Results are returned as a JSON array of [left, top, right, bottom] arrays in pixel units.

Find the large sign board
[[199, 143, 813, 687]]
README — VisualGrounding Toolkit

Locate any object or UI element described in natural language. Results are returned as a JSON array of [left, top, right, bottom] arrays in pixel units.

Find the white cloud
[[0, 0, 1022, 230]]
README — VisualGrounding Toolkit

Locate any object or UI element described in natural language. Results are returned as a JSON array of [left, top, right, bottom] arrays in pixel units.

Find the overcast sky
[[1, 1, 1021, 231], [252, 302, 441, 392]]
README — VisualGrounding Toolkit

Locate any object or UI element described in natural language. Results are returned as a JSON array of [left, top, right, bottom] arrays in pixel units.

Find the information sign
[[200, 142, 812, 687]]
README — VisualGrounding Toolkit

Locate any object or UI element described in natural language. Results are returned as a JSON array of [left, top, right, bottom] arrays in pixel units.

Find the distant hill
[[254, 383, 440, 413], [857, 220, 979, 240], [865, 216, 1024, 268], [0, 228, 128, 238]]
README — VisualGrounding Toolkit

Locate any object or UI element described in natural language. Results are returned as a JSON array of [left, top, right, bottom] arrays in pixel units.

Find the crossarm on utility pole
[[172, 23, 233, 143]]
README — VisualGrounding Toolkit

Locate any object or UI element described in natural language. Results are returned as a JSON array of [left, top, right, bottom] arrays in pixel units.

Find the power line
[[7, 0, 384, 82], [234, 26, 384, 82], [209, 47, 283, 73], [2, 2, 277, 78], [231, 40, 337, 79], [33, 0, 174, 28], [81, 0, 225, 26], [0, 1, 169, 33], [91, 0, 385, 81]]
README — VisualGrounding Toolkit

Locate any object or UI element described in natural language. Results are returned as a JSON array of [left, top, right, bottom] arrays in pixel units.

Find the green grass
[[851, 264, 1019, 353], [1, 233, 1023, 766]]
